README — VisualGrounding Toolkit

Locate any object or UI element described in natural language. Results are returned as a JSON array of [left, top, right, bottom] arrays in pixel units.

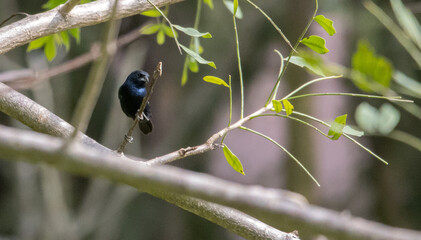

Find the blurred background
[[0, 0, 420, 239]]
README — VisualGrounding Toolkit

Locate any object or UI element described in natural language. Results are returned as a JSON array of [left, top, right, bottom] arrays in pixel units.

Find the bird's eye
[[137, 73, 142, 78]]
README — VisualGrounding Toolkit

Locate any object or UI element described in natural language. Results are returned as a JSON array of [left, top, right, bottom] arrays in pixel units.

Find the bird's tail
[[139, 119, 153, 134]]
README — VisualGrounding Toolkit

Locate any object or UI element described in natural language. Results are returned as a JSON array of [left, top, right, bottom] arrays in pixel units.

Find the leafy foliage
[[351, 41, 393, 92], [300, 35, 329, 54], [328, 114, 347, 140], [314, 15, 336, 36]]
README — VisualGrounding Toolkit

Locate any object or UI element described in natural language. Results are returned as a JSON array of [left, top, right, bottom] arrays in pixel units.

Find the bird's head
[[127, 70, 150, 87]]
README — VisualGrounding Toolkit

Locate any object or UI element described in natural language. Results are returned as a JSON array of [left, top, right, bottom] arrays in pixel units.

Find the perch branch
[[59, 0, 81, 16]]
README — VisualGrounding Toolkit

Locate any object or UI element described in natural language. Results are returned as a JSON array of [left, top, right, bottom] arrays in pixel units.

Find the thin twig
[[117, 62, 162, 154], [59, 0, 81, 17], [0, 24, 148, 89], [0, 12, 30, 28]]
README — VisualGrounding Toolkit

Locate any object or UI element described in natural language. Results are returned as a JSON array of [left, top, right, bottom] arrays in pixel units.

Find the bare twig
[[0, 12, 30, 28], [59, 0, 81, 16], [0, 24, 147, 89], [1, 125, 421, 240], [0, 0, 185, 54], [117, 62, 162, 154]]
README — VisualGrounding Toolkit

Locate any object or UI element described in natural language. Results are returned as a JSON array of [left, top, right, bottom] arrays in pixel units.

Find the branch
[[0, 125, 296, 239], [0, 0, 184, 54], [1, 124, 421, 240], [0, 81, 291, 239], [59, 0, 81, 16], [0, 24, 147, 89]]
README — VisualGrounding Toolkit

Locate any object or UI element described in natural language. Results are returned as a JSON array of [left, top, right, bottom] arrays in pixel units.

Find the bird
[[118, 70, 153, 134]]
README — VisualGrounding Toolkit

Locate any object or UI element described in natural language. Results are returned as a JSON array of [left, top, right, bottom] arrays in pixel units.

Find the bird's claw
[[124, 134, 133, 143]]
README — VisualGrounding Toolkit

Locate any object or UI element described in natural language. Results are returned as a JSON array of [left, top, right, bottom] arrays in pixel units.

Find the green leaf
[[69, 28, 80, 44], [271, 100, 283, 113], [343, 126, 364, 137], [223, 144, 245, 175], [140, 24, 161, 35], [282, 99, 294, 116], [60, 31, 70, 51], [141, 9, 161, 17], [203, 76, 229, 87], [189, 58, 199, 73], [314, 15, 336, 36], [328, 114, 347, 140], [156, 30, 165, 45], [233, 0, 238, 16], [300, 35, 329, 54], [163, 24, 177, 38], [180, 44, 216, 69], [351, 41, 393, 92], [27, 37, 48, 52], [204, 0, 214, 9], [44, 37, 57, 61], [224, 1, 243, 19], [289, 56, 327, 77], [173, 25, 212, 38], [378, 103, 400, 135]]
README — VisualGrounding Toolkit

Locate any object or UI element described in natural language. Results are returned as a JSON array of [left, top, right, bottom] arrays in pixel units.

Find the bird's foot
[[124, 134, 133, 143]]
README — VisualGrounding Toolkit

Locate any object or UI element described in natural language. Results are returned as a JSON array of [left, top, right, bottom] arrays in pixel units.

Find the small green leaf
[[289, 56, 327, 77], [163, 24, 177, 38], [328, 114, 347, 140], [203, 76, 229, 87], [189, 58, 199, 73], [300, 35, 329, 54], [69, 28, 80, 44], [282, 99, 294, 116], [44, 37, 57, 61], [60, 31, 70, 51], [343, 126, 364, 137], [156, 30, 165, 45], [42, 0, 66, 9], [271, 100, 283, 113], [173, 25, 212, 38], [140, 24, 161, 35], [223, 144, 245, 175], [314, 15, 336, 36], [180, 44, 216, 69], [233, 0, 238, 16], [27, 37, 48, 52], [224, 1, 243, 19], [204, 0, 214, 9], [141, 9, 161, 17]]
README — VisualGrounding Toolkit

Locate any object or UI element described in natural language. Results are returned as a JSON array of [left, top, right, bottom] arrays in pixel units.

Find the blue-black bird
[[118, 70, 153, 134]]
